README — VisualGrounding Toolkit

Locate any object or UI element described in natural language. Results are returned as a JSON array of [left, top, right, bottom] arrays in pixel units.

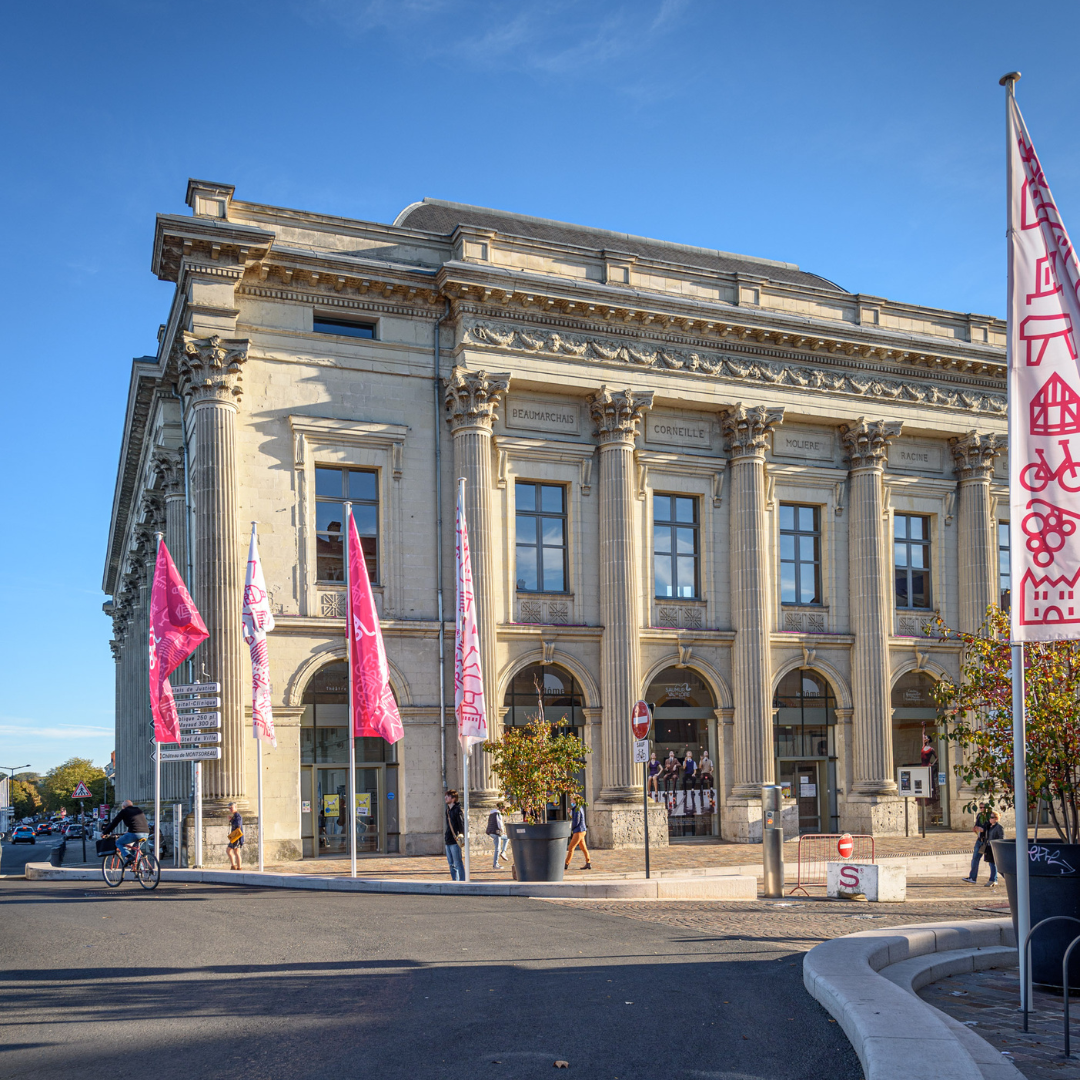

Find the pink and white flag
[[149, 541, 208, 744], [1008, 96, 1080, 640], [347, 512, 404, 744], [242, 525, 277, 747], [455, 480, 487, 749]]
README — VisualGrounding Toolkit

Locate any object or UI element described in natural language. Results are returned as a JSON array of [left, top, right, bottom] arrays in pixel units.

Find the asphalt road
[[0, 879, 862, 1080], [0, 833, 68, 875]]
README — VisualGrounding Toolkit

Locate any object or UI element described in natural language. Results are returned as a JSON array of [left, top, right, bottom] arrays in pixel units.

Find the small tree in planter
[[482, 679, 591, 823], [928, 605, 1080, 842]]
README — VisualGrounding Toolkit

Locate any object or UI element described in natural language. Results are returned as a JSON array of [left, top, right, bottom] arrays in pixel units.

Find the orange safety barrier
[[789, 833, 875, 896]]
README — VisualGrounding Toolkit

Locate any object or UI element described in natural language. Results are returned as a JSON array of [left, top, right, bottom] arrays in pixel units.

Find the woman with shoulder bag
[[486, 802, 509, 869], [444, 790, 466, 881], [983, 812, 1005, 888], [227, 802, 243, 870]]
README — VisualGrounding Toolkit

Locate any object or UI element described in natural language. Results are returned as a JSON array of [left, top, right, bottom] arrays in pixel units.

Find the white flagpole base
[[257, 736, 264, 873], [1012, 642, 1030, 1012], [462, 744, 471, 883]]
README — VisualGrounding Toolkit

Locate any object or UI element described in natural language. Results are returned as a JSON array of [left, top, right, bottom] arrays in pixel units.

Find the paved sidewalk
[[920, 966, 1080, 1080]]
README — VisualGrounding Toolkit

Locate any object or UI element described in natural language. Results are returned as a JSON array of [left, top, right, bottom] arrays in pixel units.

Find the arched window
[[891, 670, 944, 825], [503, 664, 584, 731], [773, 669, 836, 759], [301, 661, 396, 764]]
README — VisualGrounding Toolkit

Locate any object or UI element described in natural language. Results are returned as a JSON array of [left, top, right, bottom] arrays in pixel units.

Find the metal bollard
[[762, 785, 784, 898]]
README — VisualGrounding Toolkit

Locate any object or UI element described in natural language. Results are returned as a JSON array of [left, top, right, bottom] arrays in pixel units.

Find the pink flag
[[242, 525, 277, 747], [455, 480, 487, 749], [1007, 95, 1080, 640], [347, 512, 403, 744], [149, 541, 208, 744]]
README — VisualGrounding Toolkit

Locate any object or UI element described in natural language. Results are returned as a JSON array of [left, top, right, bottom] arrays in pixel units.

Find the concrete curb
[[22, 863, 757, 899], [803, 918, 1020, 1080]]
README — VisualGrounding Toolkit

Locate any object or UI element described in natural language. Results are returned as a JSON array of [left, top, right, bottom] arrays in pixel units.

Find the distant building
[[103, 181, 1007, 863]]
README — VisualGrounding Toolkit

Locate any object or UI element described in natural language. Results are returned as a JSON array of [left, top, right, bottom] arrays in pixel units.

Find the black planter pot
[[992, 839, 1080, 988], [508, 820, 571, 882]]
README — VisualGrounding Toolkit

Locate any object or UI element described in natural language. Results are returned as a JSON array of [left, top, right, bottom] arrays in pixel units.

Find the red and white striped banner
[[455, 481, 488, 749], [242, 526, 277, 746]]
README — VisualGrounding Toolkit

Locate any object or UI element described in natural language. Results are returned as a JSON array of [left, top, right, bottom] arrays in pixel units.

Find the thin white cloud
[[0, 719, 113, 740]]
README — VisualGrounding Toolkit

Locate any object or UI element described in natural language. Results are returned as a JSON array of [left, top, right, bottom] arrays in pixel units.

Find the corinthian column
[[179, 333, 248, 811], [842, 418, 903, 828], [721, 403, 783, 841], [950, 432, 1002, 633], [445, 367, 510, 803], [589, 387, 654, 806]]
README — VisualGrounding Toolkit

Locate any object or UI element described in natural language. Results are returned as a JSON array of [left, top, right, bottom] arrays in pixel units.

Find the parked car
[[10, 825, 36, 844]]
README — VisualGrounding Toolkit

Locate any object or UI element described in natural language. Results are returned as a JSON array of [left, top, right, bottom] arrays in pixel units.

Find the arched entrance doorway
[[645, 668, 718, 840], [300, 661, 400, 857], [891, 671, 946, 827], [503, 664, 587, 814], [773, 669, 839, 834]]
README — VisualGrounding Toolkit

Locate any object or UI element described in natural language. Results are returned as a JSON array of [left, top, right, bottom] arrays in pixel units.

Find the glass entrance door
[[307, 766, 383, 855]]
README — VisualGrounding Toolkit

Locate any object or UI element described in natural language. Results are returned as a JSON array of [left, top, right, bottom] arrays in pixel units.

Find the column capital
[[152, 446, 185, 497], [950, 430, 1002, 482], [841, 417, 902, 470], [444, 367, 510, 433], [178, 333, 248, 407], [109, 639, 122, 663], [587, 386, 654, 445], [720, 402, 784, 460], [139, 490, 166, 534]]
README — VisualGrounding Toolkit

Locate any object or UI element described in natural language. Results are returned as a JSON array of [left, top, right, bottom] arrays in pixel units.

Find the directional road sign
[[179, 732, 222, 745], [177, 712, 221, 730], [72, 782, 93, 799], [171, 682, 221, 696], [176, 697, 221, 713], [152, 747, 222, 763]]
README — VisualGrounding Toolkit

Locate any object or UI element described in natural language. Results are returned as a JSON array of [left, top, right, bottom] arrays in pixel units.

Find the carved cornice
[[177, 333, 249, 407], [152, 446, 185, 497], [444, 367, 510, 433], [721, 403, 784, 459], [841, 417, 903, 471], [587, 386, 654, 446], [949, 430, 1002, 482], [462, 321, 1006, 417]]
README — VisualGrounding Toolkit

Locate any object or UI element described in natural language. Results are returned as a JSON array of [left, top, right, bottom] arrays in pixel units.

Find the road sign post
[[72, 781, 93, 862], [631, 700, 652, 880]]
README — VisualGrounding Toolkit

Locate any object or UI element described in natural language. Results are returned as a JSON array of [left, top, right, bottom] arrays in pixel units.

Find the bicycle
[[101, 835, 160, 890]]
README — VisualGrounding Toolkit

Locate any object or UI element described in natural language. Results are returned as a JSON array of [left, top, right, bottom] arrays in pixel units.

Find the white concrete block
[[827, 861, 906, 902]]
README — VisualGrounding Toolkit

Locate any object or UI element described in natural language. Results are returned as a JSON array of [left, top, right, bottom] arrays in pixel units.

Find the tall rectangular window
[[999, 521, 1011, 610], [894, 514, 931, 609], [315, 467, 378, 583], [515, 483, 567, 593], [779, 504, 822, 605], [654, 494, 699, 598]]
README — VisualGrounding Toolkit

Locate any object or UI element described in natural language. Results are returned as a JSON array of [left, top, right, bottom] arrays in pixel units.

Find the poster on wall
[[323, 794, 340, 816]]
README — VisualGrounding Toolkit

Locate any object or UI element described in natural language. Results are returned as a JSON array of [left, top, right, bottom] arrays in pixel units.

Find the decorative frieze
[[444, 367, 511, 433], [782, 608, 828, 634], [178, 333, 249, 406], [841, 417, 903, 471], [654, 601, 705, 630], [320, 591, 346, 619], [463, 321, 1006, 416], [721, 403, 784, 459], [587, 386, 654, 445], [949, 430, 1002, 482]]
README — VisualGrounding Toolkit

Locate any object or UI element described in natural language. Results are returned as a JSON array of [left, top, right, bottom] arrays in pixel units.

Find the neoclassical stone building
[[103, 180, 1008, 861]]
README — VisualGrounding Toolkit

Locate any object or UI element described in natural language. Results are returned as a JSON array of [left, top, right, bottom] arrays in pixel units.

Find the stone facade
[[103, 185, 1008, 862]]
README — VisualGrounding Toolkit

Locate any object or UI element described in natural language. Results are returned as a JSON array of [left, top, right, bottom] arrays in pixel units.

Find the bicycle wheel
[[102, 854, 125, 888], [136, 850, 160, 890]]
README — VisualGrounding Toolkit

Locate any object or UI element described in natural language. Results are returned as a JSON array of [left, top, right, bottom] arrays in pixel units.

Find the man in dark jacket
[[962, 804, 992, 883], [105, 800, 150, 864], [443, 790, 465, 881], [983, 812, 1005, 887]]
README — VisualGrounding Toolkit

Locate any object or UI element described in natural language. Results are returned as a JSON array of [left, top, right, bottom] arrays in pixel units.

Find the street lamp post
[[0, 765, 31, 836]]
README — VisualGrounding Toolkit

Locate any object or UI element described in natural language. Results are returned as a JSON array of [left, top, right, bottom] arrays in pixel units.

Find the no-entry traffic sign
[[837, 833, 854, 859], [631, 700, 651, 741]]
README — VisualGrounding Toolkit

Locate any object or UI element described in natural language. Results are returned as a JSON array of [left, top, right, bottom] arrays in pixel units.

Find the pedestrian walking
[[962, 803, 992, 883], [444, 790, 465, 881], [564, 800, 591, 871], [227, 802, 243, 870], [486, 802, 509, 869], [983, 812, 1005, 887]]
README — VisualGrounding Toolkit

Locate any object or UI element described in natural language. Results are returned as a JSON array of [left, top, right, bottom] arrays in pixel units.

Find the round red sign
[[837, 833, 854, 859], [631, 700, 651, 741]]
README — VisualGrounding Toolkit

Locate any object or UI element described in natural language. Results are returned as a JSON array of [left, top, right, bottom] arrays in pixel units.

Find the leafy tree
[[482, 679, 591, 823], [11, 779, 42, 819], [41, 759, 106, 814], [930, 605, 1080, 843]]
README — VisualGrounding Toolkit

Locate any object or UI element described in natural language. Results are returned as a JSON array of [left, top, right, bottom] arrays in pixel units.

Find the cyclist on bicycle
[[104, 800, 149, 865]]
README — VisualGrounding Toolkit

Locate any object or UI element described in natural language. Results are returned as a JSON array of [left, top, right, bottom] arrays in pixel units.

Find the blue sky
[[2, 0, 1079, 774]]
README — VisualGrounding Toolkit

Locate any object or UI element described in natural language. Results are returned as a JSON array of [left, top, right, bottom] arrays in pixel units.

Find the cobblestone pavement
[[260, 829, 981, 882], [544, 878, 1010, 951], [920, 967, 1080, 1079]]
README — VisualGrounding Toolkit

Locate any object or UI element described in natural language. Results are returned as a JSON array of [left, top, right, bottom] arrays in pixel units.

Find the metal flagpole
[[1001, 69, 1030, 1013], [462, 747, 471, 883], [251, 522, 266, 875], [153, 531, 164, 863], [458, 476, 471, 884], [344, 502, 357, 879]]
